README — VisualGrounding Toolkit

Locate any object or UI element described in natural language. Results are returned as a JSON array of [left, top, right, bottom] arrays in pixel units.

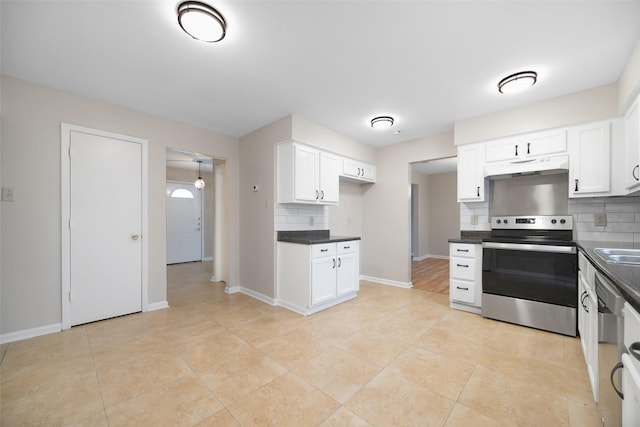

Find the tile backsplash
[[274, 204, 329, 231], [460, 196, 640, 243]]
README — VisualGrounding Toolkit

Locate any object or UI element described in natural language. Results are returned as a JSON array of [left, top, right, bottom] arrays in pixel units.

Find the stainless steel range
[[481, 215, 578, 336]]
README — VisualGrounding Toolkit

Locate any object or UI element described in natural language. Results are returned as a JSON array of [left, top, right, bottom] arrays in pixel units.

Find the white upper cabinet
[[569, 121, 612, 197], [457, 143, 486, 202], [277, 142, 339, 205], [341, 158, 376, 183], [624, 94, 640, 192], [485, 129, 567, 163]]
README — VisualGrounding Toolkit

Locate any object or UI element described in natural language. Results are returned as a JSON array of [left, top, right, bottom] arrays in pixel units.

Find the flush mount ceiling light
[[498, 71, 537, 94], [371, 116, 394, 129], [177, 1, 226, 43], [194, 160, 206, 190]]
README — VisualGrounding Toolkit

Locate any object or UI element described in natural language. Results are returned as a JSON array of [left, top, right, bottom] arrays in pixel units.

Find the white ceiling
[[2, 1, 639, 147], [412, 157, 457, 175]]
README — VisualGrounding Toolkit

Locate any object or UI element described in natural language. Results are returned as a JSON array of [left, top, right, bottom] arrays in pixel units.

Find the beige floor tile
[[98, 353, 193, 408], [293, 346, 381, 403], [106, 375, 223, 427], [386, 345, 474, 401], [444, 403, 504, 427], [319, 407, 372, 426], [154, 318, 226, 346], [227, 372, 340, 426], [414, 327, 484, 365], [256, 328, 329, 370], [345, 369, 455, 427], [433, 310, 499, 345], [1, 370, 104, 425], [459, 365, 570, 426], [333, 329, 411, 367], [193, 408, 241, 426], [91, 331, 174, 371], [228, 314, 302, 346], [86, 313, 154, 349], [197, 348, 288, 406], [567, 400, 602, 427], [367, 314, 435, 343], [177, 330, 256, 371]]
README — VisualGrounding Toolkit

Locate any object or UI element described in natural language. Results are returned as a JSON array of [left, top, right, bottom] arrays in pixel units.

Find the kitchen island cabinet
[[277, 238, 360, 315]]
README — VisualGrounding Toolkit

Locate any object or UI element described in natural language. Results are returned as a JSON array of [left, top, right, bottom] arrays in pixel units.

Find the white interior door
[[166, 181, 203, 264], [68, 129, 143, 326]]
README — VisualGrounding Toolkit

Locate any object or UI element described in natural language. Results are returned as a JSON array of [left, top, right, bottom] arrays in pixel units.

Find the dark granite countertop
[[277, 230, 361, 245], [448, 230, 491, 244], [577, 240, 640, 313]]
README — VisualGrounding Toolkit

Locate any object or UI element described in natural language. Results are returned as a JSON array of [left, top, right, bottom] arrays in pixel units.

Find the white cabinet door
[[457, 144, 485, 202], [622, 353, 640, 427], [336, 251, 357, 296], [319, 151, 340, 204], [625, 95, 640, 191], [485, 136, 519, 162], [294, 144, 320, 202], [526, 129, 567, 157], [342, 158, 376, 183], [569, 121, 611, 197], [311, 255, 337, 305]]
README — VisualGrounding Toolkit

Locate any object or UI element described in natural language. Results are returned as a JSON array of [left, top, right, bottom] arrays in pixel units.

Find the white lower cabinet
[[623, 302, 640, 427], [449, 242, 482, 313], [277, 240, 359, 315], [578, 252, 598, 402]]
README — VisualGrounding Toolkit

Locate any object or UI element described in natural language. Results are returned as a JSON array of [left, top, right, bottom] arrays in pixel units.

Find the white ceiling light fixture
[[194, 160, 206, 190], [177, 1, 226, 43], [371, 116, 394, 129], [498, 71, 537, 94]]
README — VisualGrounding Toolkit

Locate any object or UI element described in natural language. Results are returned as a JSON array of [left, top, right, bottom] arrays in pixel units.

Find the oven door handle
[[482, 241, 576, 254]]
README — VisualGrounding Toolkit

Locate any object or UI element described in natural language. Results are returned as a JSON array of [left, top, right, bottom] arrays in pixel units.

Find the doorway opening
[[166, 148, 227, 296], [409, 157, 458, 293]]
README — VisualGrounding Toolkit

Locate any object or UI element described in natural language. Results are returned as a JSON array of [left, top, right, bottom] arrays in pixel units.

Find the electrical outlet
[[470, 214, 478, 225], [594, 213, 607, 227], [2, 187, 15, 202], [309, 216, 315, 226]]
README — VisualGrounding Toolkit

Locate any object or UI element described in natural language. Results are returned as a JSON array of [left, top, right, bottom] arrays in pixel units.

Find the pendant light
[[194, 160, 206, 190]]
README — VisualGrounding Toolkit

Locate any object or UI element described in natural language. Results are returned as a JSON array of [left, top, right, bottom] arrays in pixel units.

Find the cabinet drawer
[[450, 243, 475, 258], [337, 240, 359, 254], [450, 257, 475, 280], [450, 279, 475, 304], [311, 243, 336, 258], [624, 302, 640, 372]]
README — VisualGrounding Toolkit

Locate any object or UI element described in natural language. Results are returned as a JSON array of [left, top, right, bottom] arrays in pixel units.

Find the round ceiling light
[[498, 71, 537, 94], [371, 116, 394, 129], [177, 1, 226, 43]]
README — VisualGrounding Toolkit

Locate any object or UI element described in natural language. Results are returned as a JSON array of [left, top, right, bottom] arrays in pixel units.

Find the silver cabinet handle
[[131, 234, 140, 240]]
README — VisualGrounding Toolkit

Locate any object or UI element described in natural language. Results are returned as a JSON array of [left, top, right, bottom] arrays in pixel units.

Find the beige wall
[[619, 38, 640, 112], [427, 172, 459, 257], [329, 181, 365, 237], [166, 166, 215, 260], [362, 131, 456, 285], [454, 84, 619, 146], [0, 75, 240, 335]]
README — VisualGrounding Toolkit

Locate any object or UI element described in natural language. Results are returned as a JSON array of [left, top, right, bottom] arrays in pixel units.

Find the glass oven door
[[482, 242, 578, 307]]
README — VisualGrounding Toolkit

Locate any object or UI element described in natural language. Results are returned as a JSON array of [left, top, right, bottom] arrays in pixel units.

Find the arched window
[[170, 188, 194, 199]]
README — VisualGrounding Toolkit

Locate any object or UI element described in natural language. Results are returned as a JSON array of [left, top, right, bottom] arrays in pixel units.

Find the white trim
[[450, 301, 482, 315], [412, 254, 449, 261], [412, 254, 429, 261], [146, 301, 169, 312], [204, 257, 213, 262], [225, 285, 277, 306], [61, 123, 149, 330], [166, 179, 205, 263], [360, 275, 413, 289], [0, 323, 62, 344]]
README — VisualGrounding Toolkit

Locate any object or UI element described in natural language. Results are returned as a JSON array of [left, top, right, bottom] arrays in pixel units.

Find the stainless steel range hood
[[484, 155, 569, 179]]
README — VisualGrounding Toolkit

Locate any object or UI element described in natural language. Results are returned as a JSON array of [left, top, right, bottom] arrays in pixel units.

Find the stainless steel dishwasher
[[596, 272, 625, 427]]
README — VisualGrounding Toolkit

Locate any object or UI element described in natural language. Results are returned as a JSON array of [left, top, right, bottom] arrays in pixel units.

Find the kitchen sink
[[595, 248, 640, 265]]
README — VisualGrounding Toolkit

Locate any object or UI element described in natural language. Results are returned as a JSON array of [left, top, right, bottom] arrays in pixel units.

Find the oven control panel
[[491, 215, 573, 230]]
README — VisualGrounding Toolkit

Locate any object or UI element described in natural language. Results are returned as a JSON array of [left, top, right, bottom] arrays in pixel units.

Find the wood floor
[[411, 257, 449, 294]]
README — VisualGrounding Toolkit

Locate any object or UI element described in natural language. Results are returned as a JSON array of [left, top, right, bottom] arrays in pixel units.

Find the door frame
[[166, 179, 205, 263], [60, 123, 149, 330]]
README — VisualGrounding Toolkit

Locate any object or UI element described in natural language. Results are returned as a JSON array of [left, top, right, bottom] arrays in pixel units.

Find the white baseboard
[[146, 301, 169, 312], [360, 275, 413, 289], [225, 285, 277, 306], [0, 322, 62, 344], [203, 257, 213, 261], [428, 254, 449, 260]]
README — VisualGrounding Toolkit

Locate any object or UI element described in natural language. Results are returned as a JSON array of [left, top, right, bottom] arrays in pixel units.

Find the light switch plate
[[470, 214, 478, 225], [594, 213, 607, 227], [1, 187, 15, 202]]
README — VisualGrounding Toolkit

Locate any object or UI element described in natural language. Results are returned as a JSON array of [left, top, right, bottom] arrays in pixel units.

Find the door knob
[[131, 234, 140, 240]]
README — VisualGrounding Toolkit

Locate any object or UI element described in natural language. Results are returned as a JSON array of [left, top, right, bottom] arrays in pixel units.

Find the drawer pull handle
[[337, 257, 341, 267], [332, 258, 336, 269], [630, 342, 640, 362], [457, 249, 469, 252], [456, 286, 469, 291], [321, 249, 328, 252], [343, 246, 350, 249], [456, 264, 469, 268], [610, 362, 624, 400]]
